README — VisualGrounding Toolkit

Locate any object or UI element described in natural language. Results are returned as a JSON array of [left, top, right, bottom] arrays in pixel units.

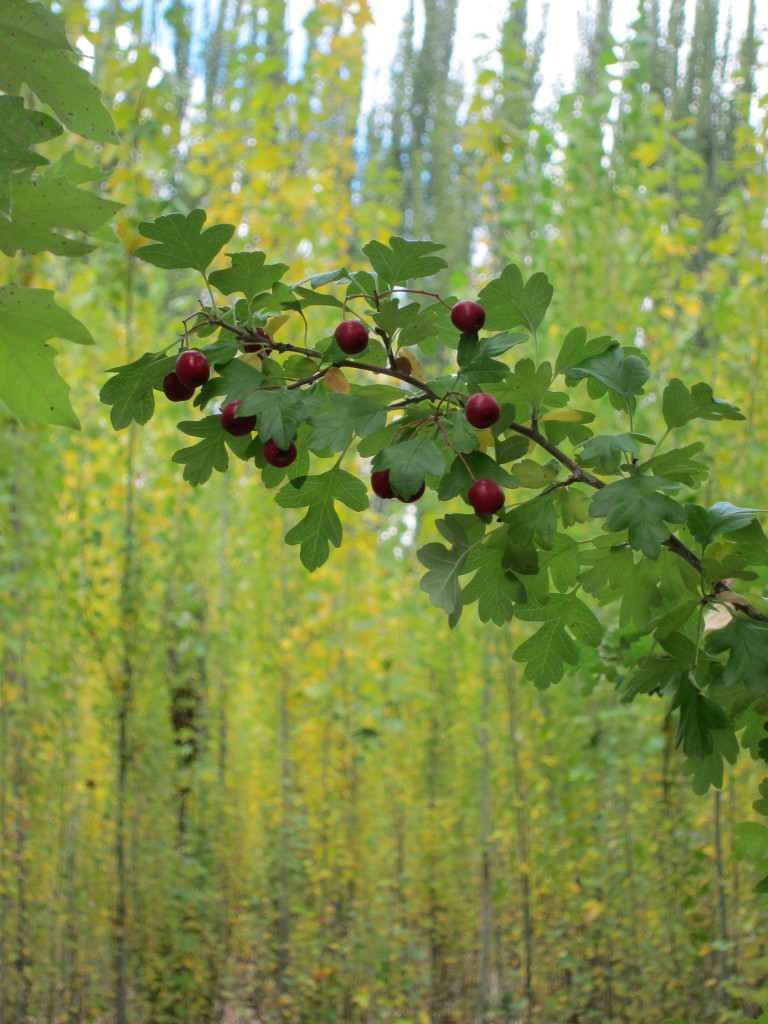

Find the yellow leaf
[[582, 898, 605, 923], [475, 428, 493, 451], [324, 367, 351, 394], [514, 459, 558, 488], [396, 347, 426, 382], [539, 409, 585, 423]]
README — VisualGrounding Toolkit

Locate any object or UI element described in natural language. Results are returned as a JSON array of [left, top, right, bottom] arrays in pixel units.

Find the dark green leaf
[[687, 502, 764, 549], [374, 436, 445, 497], [239, 389, 311, 450], [478, 264, 553, 332], [101, 352, 175, 430], [672, 674, 733, 757], [555, 328, 617, 376], [462, 536, 525, 625], [566, 347, 649, 400], [662, 378, 744, 429], [208, 251, 288, 299], [362, 236, 447, 285], [706, 618, 768, 695], [136, 210, 235, 275], [514, 592, 602, 688], [172, 416, 251, 486], [590, 473, 686, 558]]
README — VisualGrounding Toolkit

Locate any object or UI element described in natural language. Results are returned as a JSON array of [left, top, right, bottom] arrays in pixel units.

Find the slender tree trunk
[[276, 514, 292, 1019], [504, 653, 534, 1020], [713, 788, 730, 1002], [479, 659, 493, 1019]]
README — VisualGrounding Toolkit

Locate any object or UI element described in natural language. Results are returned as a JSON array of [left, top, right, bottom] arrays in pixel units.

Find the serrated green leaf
[[463, 539, 525, 625], [308, 393, 387, 453], [238, 389, 311, 450], [418, 542, 468, 618], [642, 443, 708, 487], [662, 378, 744, 429], [275, 467, 369, 571], [136, 210, 235, 275], [575, 433, 642, 474], [0, 172, 122, 256], [590, 473, 686, 558], [681, 726, 740, 794], [100, 351, 175, 430], [477, 264, 553, 332], [208, 251, 289, 299], [732, 822, 768, 867], [362, 236, 447, 286], [0, 0, 117, 142], [706, 618, 768, 696], [374, 436, 445, 497], [0, 96, 61, 218], [495, 358, 552, 414], [566, 347, 649, 400], [687, 502, 764, 550], [172, 416, 251, 486], [554, 328, 617, 375], [0, 285, 94, 428], [672, 674, 733, 757], [513, 592, 602, 687], [437, 452, 516, 502]]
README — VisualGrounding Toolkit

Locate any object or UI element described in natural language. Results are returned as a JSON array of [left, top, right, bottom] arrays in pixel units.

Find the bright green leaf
[[136, 210, 235, 275]]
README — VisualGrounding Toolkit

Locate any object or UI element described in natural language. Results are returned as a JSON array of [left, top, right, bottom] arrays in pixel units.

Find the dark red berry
[[465, 392, 500, 429], [468, 478, 505, 515], [244, 327, 271, 354], [450, 300, 486, 334], [396, 481, 426, 504], [263, 439, 297, 468], [175, 349, 210, 388], [162, 371, 195, 402], [334, 320, 369, 355], [221, 400, 257, 436], [371, 469, 395, 499]]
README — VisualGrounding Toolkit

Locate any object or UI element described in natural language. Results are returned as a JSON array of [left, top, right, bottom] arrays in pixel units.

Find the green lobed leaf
[[0, 285, 94, 428], [554, 328, 617, 376], [100, 352, 175, 430], [437, 451, 516, 502], [238, 389, 311, 450], [671, 674, 733, 758], [0, 0, 117, 142], [276, 467, 369, 571], [575, 433, 644, 475], [0, 172, 123, 256], [418, 542, 468, 620], [136, 210, 235, 275], [495, 358, 552, 415], [362, 236, 447, 286], [0, 96, 61, 218], [373, 436, 445, 498], [590, 473, 686, 558], [687, 502, 764, 550], [477, 264, 553, 333], [662, 378, 744, 429], [208, 251, 289, 299], [172, 416, 252, 486], [642, 443, 709, 487], [308, 393, 387, 453], [706, 618, 768, 696], [513, 591, 603, 688], [681, 727, 740, 795], [462, 536, 526, 625], [566, 347, 649, 401]]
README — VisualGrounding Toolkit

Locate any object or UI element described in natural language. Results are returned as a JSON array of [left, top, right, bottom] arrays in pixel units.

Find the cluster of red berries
[[162, 300, 506, 516]]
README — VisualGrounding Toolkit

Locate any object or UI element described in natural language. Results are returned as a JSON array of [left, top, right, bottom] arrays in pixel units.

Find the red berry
[[244, 327, 271, 354], [371, 469, 395, 499], [450, 300, 485, 334], [221, 400, 257, 436], [263, 439, 297, 468], [175, 349, 210, 388], [334, 320, 369, 355], [396, 481, 426, 504], [465, 392, 500, 429], [468, 478, 505, 516], [162, 371, 195, 402]]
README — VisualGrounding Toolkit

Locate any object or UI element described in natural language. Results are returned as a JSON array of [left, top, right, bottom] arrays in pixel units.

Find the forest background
[[1, 0, 767, 1022]]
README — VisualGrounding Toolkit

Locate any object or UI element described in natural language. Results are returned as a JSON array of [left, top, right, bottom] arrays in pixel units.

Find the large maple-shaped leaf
[[590, 473, 686, 558], [208, 251, 289, 299], [513, 591, 602, 688], [100, 352, 175, 430], [0, 172, 122, 256], [477, 264, 553, 332], [662, 378, 744, 429], [172, 416, 252, 486], [362, 236, 447, 286], [0, 96, 61, 218], [0, 0, 117, 142], [706, 618, 768, 695], [276, 466, 369, 571], [136, 210, 235, 275], [0, 285, 93, 428]]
